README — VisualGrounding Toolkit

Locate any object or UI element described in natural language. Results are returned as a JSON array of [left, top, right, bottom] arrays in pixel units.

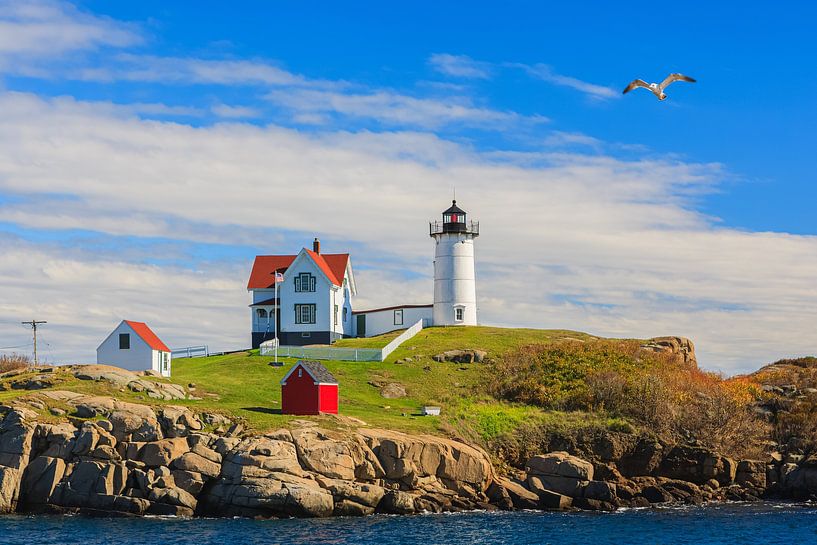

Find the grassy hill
[[3, 325, 769, 461], [170, 326, 614, 437]]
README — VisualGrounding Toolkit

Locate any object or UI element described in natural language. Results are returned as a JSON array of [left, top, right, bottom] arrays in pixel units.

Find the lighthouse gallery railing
[[429, 220, 479, 235]]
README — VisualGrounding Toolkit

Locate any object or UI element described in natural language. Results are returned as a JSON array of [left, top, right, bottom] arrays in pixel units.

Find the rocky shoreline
[[0, 391, 815, 518]]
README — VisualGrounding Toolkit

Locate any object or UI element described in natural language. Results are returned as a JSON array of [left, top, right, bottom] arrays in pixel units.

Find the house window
[[294, 304, 316, 324], [294, 272, 316, 292], [256, 308, 267, 319], [394, 309, 403, 326], [119, 333, 130, 350], [334, 304, 339, 326], [343, 307, 348, 322], [455, 307, 464, 321]]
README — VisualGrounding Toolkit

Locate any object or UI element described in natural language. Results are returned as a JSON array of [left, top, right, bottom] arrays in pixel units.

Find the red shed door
[[318, 384, 338, 414]]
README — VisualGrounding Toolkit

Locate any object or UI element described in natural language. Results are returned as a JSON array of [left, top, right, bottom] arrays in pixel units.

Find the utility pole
[[21, 320, 47, 366]]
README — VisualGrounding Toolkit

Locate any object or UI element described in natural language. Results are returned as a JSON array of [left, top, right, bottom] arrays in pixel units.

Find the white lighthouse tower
[[430, 200, 479, 326]]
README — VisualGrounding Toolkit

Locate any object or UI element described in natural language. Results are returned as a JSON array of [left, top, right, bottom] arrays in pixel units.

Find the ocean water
[[2, 503, 816, 545]]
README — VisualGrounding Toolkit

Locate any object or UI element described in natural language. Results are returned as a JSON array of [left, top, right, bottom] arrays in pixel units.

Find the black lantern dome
[[430, 200, 479, 236]]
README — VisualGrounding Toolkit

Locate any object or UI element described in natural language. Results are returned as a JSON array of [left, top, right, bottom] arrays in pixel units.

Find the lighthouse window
[[394, 309, 403, 326], [455, 307, 464, 321]]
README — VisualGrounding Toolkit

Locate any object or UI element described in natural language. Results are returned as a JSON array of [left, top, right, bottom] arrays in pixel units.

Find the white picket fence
[[260, 319, 424, 362]]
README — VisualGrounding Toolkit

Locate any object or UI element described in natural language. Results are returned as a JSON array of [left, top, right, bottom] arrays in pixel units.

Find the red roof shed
[[280, 360, 339, 415]]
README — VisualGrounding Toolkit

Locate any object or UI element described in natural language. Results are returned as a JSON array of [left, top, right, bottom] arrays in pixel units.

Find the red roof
[[124, 320, 170, 352], [247, 255, 297, 289], [248, 251, 349, 289]]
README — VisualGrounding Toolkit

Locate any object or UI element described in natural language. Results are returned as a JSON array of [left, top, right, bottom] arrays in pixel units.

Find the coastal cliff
[[0, 395, 496, 517], [1, 329, 816, 518], [0, 391, 814, 518]]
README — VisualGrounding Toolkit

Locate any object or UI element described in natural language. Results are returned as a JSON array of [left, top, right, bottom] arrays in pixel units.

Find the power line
[[0, 342, 33, 350], [21, 320, 47, 366]]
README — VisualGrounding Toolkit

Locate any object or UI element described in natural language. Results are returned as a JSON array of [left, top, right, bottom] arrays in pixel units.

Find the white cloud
[[75, 54, 335, 88], [0, 0, 140, 59], [211, 103, 261, 119], [265, 88, 522, 129], [515, 63, 619, 100], [0, 236, 247, 363], [428, 53, 491, 79], [0, 92, 816, 373]]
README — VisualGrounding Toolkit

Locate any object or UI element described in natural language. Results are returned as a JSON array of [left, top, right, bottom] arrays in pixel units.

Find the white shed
[[96, 320, 172, 377]]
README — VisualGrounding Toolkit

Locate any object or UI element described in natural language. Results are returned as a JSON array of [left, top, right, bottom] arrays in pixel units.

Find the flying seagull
[[623, 73, 696, 100]]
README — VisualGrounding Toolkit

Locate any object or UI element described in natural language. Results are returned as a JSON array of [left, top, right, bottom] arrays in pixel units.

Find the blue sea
[[2, 503, 816, 545]]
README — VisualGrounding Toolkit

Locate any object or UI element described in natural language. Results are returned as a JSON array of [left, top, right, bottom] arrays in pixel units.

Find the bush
[[489, 339, 646, 410], [0, 353, 30, 373], [488, 340, 768, 458], [774, 401, 817, 454]]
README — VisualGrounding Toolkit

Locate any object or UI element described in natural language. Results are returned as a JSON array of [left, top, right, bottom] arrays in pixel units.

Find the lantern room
[[430, 200, 479, 235]]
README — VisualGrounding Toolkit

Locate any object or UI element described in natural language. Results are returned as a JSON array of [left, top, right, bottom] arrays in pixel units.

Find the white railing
[[260, 344, 382, 362], [259, 319, 425, 362], [381, 319, 424, 360], [171, 345, 209, 359]]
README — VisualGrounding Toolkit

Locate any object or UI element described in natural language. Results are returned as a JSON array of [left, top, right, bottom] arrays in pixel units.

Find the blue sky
[[54, 0, 817, 235], [0, 0, 815, 371]]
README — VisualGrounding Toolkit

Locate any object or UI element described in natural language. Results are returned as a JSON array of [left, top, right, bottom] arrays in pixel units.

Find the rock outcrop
[[639, 337, 697, 367], [432, 350, 488, 364], [1, 390, 815, 518], [0, 398, 496, 518]]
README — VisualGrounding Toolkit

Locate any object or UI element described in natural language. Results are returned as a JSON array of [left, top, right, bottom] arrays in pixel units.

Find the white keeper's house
[[247, 200, 480, 347], [96, 320, 172, 377]]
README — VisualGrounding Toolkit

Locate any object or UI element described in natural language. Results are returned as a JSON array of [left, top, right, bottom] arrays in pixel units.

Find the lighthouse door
[[356, 314, 366, 337]]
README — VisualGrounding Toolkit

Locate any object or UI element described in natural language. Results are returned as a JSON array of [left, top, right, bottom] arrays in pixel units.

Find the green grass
[[169, 326, 601, 434], [333, 329, 405, 348], [0, 326, 632, 445]]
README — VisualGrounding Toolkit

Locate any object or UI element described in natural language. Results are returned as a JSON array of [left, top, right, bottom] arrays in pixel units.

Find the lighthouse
[[429, 200, 479, 326]]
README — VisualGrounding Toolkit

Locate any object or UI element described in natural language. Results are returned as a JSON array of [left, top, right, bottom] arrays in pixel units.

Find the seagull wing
[[623, 79, 651, 94], [659, 73, 696, 90]]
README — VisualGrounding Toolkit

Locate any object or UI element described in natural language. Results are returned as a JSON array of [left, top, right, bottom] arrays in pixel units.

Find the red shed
[[280, 360, 339, 415]]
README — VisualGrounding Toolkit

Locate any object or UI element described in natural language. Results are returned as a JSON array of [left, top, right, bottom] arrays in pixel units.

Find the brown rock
[[173, 452, 220, 478], [494, 477, 539, 509], [526, 452, 594, 480], [172, 470, 206, 495], [378, 490, 416, 514], [140, 438, 190, 467], [19, 456, 66, 507]]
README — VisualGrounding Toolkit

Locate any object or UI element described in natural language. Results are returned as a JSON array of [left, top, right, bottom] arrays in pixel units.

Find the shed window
[[294, 272, 316, 292], [295, 304, 316, 324], [298, 368, 303, 378], [119, 333, 130, 350], [394, 309, 403, 326], [334, 304, 339, 326]]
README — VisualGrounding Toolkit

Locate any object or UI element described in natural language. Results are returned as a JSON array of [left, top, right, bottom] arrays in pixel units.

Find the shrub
[[488, 340, 768, 458], [0, 353, 30, 373], [774, 401, 817, 455]]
